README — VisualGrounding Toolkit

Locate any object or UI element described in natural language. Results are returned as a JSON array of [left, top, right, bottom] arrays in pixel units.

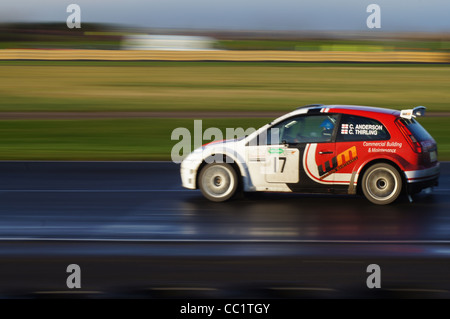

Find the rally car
[[180, 104, 439, 205]]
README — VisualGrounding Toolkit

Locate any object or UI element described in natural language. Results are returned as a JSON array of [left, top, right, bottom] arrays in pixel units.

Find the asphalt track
[[0, 161, 450, 298]]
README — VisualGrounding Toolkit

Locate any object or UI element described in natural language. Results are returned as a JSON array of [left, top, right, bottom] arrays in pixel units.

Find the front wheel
[[361, 163, 402, 205], [198, 163, 238, 202]]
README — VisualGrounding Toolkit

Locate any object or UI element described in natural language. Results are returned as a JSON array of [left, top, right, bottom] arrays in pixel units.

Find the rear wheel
[[361, 163, 402, 205], [198, 163, 238, 202]]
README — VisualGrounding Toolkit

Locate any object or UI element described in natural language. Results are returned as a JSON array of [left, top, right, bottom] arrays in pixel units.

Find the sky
[[1, 0, 449, 32]]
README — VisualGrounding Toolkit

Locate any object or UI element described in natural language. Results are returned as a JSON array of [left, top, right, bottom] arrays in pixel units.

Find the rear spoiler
[[400, 106, 426, 120]]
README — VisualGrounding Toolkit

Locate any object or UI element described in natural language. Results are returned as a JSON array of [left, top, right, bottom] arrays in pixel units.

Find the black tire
[[361, 163, 402, 205], [198, 163, 238, 202]]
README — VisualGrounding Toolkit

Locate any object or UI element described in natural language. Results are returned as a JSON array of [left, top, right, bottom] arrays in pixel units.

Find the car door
[[284, 114, 339, 189], [245, 127, 300, 185], [264, 144, 300, 183], [262, 114, 339, 187]]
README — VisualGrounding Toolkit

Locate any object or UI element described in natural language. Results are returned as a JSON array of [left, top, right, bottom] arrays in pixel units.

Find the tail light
[[395, 119, 423, 153]]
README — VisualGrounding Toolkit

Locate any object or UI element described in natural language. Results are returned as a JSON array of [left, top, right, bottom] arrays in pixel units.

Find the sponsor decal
[[363, 141, 402, 148], [363, 141, 402, 153], [341, 123, 385, 136], [369, 148, 397, 153], [341, 124, 349, 134], [268, 148, 284, 154], [354, 124, 383, 136], [317, 146, 358, 179]]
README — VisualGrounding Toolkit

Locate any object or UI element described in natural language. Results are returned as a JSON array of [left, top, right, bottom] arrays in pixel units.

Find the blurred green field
[[217, 39, 450, 52], [0, 117, 448, 161], [0, 61, 448, 161], [0, 61, 449, 112], [0, 118, 268, 161]]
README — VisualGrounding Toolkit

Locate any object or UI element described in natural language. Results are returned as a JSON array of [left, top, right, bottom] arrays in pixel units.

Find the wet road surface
[[0, 161, 449, 298]]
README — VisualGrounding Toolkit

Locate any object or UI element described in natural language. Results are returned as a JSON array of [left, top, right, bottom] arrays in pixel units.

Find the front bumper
[[180, 166, 196, 189], [180, 159, 201, 189]]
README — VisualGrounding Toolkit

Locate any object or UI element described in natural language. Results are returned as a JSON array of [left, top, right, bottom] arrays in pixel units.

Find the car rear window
[[337, 114, 390, 142], [399, 118, 433, 142]]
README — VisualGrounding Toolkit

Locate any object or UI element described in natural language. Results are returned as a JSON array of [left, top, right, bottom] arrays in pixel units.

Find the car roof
[[324, 105, 399, 115], [272, 104, 400, 124]]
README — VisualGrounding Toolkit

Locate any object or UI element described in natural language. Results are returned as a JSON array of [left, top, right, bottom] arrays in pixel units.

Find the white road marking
[[34, 291, 102, 294], [0, 237, 450, 244], [302, 260, 365, 264], [0, 189, 190, 192], [387, 288, 449, 293], [269, 287, 336, 292], [0, 160, 175, 163], [0, 188, 448, 193], [150, 287, 217, 291]]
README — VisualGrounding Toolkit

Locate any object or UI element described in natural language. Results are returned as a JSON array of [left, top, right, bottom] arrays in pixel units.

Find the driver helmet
[[320, 118, 335, 136]]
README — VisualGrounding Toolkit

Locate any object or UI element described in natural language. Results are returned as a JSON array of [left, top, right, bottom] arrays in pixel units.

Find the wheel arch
[[195, 153, 246, 191], [355, 158, 407, 195]]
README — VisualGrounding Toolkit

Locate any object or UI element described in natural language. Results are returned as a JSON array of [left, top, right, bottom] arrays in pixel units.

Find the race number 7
[[273, 157, 287, 173]]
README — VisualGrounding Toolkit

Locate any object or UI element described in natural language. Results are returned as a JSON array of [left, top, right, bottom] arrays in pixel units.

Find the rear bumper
[[407, 177, 439, 194], [405, 163, 440, 193]]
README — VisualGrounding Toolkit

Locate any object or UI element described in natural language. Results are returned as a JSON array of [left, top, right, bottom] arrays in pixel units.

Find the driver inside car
[[320, 118, 335, 141]]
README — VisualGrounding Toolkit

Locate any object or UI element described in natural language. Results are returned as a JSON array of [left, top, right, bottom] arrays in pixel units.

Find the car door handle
[[318, 151, 334, 155]]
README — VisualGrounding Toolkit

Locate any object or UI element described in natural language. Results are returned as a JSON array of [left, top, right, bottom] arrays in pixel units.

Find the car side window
[[265, 114, 339, 145], [336, 114, 390, 142]]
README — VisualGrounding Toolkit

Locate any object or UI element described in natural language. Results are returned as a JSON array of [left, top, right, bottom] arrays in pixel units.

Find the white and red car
[[180, 104, 439, 205]]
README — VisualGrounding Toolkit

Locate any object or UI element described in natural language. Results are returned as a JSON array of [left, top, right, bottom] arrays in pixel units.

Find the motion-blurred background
[[1, 1, 450, 300], [0, 0, 449, 161]]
